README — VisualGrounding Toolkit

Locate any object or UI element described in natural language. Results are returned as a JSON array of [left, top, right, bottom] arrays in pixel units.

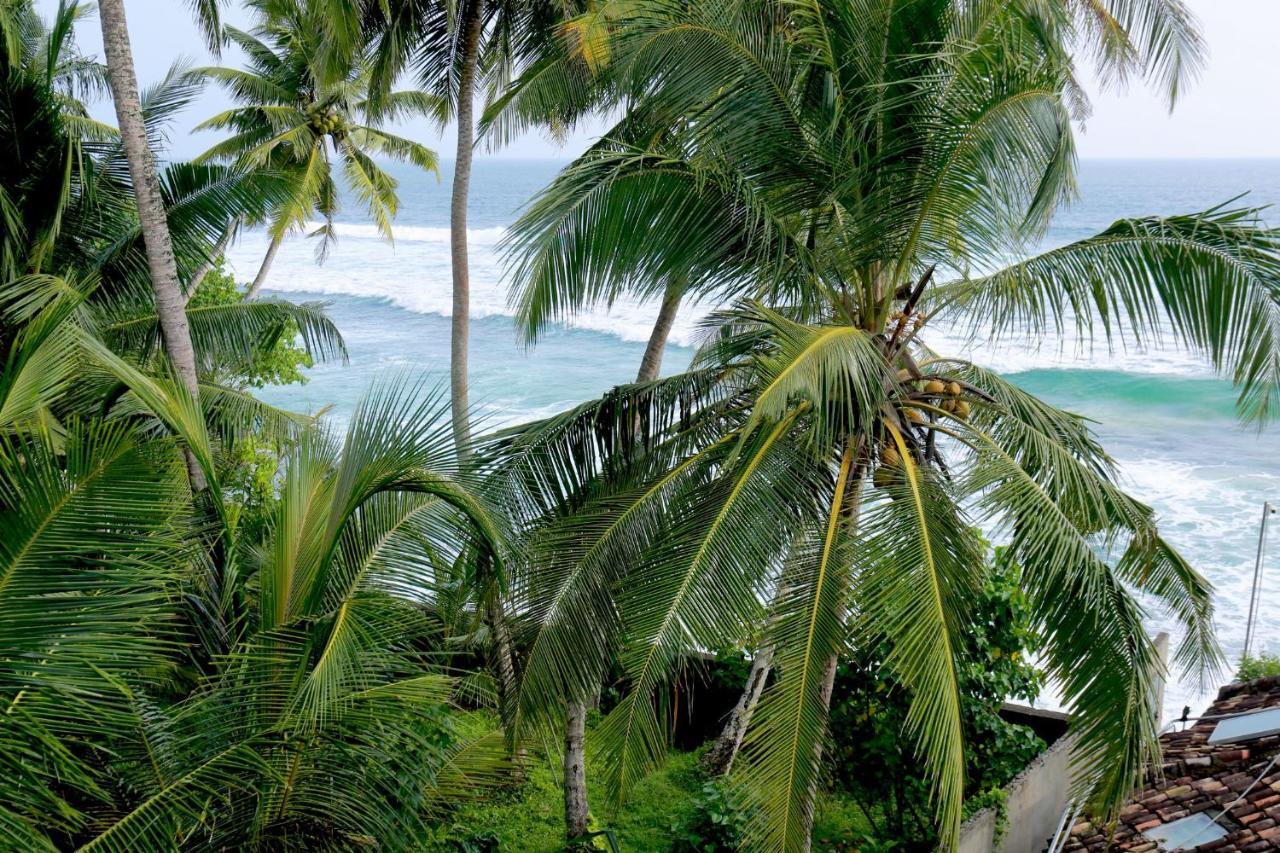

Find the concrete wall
[[956, 724, 1077, 853], [958, 636, 1169, 853]]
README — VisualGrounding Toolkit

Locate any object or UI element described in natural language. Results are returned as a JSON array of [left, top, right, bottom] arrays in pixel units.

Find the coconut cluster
[[922, 378, 970, 420], [889, 308, 927, 332], [873, 375, 974, 489], [306, 102, 345, 135]]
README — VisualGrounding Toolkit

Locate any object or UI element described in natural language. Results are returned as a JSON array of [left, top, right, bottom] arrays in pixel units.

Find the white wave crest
[[227, 227, 1229, 372], [226, 229, 707, 346], [302, 220, 507, 246]]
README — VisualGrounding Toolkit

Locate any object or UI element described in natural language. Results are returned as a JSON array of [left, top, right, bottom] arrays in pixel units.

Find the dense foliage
[[186, 261, 315, 387], [828, 546, 1044, 849], [1237, 654, 1280, 681], [4, 0, 1279, 849], [0, 2, 510, 846]]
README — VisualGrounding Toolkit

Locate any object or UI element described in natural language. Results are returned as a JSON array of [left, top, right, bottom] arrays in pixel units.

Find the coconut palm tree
[[504, 0, 1206, 404], [327, 0, 608, 787], [491, 0, 1280, 847], [345, 0, 601, 455], [96, 0, 206, 489], [191, 0, 441, 299]]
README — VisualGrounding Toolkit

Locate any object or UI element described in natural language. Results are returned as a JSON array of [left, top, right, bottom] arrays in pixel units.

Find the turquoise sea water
[[225, 158, 1280, 719]]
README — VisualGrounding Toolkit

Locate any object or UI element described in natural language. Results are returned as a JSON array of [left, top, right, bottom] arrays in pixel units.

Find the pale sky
[[38, 0, 1280, 161]]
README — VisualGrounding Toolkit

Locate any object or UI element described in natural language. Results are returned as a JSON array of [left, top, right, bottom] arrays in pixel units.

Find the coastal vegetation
[[0, 0, 1277, 850]]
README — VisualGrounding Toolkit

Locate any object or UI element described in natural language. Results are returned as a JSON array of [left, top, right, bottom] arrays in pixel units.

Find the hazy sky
[[39, 0, 1280, 161]]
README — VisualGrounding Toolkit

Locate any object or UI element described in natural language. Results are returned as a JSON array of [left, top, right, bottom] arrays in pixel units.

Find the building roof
[[1065, 675, 1280, 852]]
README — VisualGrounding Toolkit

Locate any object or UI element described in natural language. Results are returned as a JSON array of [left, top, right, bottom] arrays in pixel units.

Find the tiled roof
[[1064, 676, 1280, 852]]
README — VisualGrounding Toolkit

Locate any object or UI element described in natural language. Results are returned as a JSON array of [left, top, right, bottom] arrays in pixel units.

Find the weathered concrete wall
[[958, 636, 1170, 852], [957, 725, 1077, 853]]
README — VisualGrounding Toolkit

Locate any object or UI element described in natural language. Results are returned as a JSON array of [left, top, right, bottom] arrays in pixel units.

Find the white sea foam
[[301, 220, 508, 246], [1021, 456, 1280, 720], [228, 226, 1228, 378], [226, 227, 709, 346]]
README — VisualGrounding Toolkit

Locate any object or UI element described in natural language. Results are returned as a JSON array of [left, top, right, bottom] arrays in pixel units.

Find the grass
[[427, 714, 872, 851]]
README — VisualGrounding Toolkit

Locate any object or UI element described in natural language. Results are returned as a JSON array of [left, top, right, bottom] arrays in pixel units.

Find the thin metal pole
[[1244, 502, 1276, 660]]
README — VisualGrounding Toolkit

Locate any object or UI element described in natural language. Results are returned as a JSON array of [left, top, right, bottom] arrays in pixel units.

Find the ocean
[[225, 157, 1280, 722]]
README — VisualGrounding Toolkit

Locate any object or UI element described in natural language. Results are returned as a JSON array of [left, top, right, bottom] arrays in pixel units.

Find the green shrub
[[188, 261, 314, 388], [825, 542, 1045, 851], [670, 776, 750, 852], [189, 261, 314, 535], [1238, 653, 1280, 681]]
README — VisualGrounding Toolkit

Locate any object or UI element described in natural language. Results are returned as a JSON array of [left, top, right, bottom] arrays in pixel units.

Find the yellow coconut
[[924, 378, 946, 395], [881, 445, 901, 467], [905, 408, 925, 425], [946, 381, 963, 397], [954, 400, 971, 420]]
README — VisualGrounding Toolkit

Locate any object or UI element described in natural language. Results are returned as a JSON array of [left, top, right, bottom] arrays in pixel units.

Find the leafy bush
[[188, 261, 314, 388], [825, 543, 1045, 850], [1238, 653, 1280, 681], [189, 261, 316, 535], [670, 775, 751, 852]]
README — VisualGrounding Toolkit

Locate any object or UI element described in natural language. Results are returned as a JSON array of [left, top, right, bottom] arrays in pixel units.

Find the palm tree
[[191, 0, 441, 299], [96, 0, 206, 488], [504, 0, 1205, 368], [349, 0, 597, 455], [1, 15, 515, 839], [327, 1, 606, 791], [0, 336, 511, 845], [492, 0, 1280, 847]]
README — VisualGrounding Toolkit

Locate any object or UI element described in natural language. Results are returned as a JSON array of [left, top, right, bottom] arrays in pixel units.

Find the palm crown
[[192, 0, 442, 253], [494, 0, 1279, 847]]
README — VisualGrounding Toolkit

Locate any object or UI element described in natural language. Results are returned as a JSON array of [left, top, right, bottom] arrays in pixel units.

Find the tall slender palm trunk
[[97, 0, 205, 493], [449, 0, 483, 456], [635, 283, 682, 382], [798, 469, 864, 851], [486, 595, 525, 769], [563, 697, 590, 846], [245, 231, 283, 300], [559, 281, 686, 846], [798, 653, 842, 853], [186, 219, 235, 302]]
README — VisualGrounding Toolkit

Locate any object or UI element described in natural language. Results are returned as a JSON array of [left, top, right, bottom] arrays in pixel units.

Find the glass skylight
[[1208, 707, 1280, 745], [1144, 813, 1228, 850]]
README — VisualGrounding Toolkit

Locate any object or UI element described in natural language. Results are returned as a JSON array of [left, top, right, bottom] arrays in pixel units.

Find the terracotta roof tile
[[1063, 676, 1280, 851]]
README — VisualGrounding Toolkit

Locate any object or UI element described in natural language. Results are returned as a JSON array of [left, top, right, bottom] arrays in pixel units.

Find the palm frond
[[940, 205, 1280, 423]]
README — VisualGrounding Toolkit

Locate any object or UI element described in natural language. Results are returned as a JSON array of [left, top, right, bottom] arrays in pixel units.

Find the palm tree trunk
[[449, 0, 483, 457], [798, 653, 842, 853], [701, 646, 771, 776], [798, 472, 865, 852], [487, 596, 524, 768], [97, 0, 205, 492], [245, 231, 283, 300], [563, 697, 591, 846], [185, 219, 235, 304], [635, 284, 682, 383]]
